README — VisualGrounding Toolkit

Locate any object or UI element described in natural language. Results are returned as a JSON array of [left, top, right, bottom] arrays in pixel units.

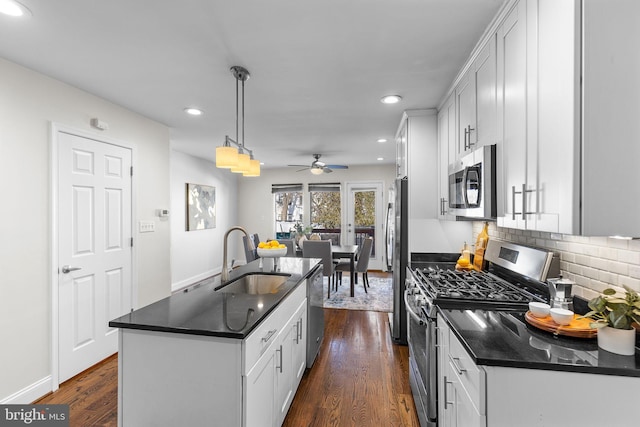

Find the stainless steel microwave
[[448, 144, 496, 219]]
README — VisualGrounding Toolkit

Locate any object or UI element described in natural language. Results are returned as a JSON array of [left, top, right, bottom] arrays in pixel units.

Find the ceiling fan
[[288, 154, 349, 175]]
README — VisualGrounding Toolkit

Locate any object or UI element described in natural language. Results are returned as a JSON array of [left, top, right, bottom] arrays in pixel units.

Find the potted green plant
[[580, 286, 640, 355]]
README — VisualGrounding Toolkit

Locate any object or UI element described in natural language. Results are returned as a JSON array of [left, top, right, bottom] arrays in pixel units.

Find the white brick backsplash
[[584, 245, 601, 257], [619, 249, 640, 265], [582, 266, 600, 280], [597, 246, 618, 260], [475, 222, 640, 297], [598, 271, 618, 286], [574, 254, 591, 266]]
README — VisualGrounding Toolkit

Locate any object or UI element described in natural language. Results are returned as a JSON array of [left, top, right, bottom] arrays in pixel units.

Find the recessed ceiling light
[[377, 138, 387, 143], [0, 0, 31, 17], [377, 157, 384, 161], [184, 107, 203, 116], [380, 95, 402, 104]]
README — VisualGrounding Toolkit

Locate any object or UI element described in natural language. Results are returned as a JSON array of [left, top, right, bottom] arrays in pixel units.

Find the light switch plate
[[139, 220, 155, 233]]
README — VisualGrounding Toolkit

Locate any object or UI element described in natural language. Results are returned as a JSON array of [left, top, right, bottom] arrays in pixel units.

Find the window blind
[[308, 182, 341, 192], [271, 183, 303, 194]]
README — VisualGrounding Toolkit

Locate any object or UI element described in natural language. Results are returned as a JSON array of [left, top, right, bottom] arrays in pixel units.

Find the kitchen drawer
[[243, 283, 306, 374], [448, 330, 486, 415]]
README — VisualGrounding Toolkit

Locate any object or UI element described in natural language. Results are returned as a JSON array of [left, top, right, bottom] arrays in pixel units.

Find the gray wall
[[170, 150, 240, 291]]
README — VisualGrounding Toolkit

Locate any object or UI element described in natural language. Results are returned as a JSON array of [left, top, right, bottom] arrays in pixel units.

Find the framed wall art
[[186, 183, 216, 231]]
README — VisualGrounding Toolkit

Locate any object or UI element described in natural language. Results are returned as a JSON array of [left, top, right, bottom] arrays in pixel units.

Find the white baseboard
[[171, 268, 220, 293], [0, 376, 52, 404]]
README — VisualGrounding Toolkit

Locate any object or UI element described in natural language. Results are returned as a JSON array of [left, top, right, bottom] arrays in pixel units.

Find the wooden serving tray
[[524, 311, 598, 338]]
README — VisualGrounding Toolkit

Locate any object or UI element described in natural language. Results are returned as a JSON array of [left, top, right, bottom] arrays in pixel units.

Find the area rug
[[322, 275, 393, 313]]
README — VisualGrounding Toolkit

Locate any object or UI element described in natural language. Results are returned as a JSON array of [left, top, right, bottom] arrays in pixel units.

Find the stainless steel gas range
[[405, 240, 559, 427]]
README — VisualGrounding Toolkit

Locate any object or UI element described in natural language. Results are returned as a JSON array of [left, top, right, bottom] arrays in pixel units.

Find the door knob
[[61, 265, 82, 274]]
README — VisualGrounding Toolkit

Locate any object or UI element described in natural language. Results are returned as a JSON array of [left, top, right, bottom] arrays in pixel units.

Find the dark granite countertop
[[439, 308, 640, 377], [109, 257, 321, 339]]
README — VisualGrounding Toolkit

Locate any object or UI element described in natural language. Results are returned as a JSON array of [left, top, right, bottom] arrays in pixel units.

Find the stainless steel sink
[[217, 273, 291, 294]]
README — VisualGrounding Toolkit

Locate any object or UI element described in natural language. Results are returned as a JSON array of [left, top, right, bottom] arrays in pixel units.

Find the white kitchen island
[[110, 258, 320, 427]]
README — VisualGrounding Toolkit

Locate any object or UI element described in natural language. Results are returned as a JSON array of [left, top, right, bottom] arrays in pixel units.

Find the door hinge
[[130, 237, 134, 247], [130, 166, 133, 176]]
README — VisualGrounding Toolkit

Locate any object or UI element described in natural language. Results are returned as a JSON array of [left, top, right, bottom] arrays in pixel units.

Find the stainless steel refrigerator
[[387, 177, 408, 344]]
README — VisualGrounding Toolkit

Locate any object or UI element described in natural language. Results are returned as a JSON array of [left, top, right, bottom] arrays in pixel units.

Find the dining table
[[331, 244, 358, 297]]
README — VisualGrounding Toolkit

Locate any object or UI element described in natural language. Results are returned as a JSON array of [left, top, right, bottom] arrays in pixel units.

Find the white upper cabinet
[[438, 94, 456, 219], [496, 0, 533, 230], [580, 0, 640, 237], [440, 0, 640, 236], [455, 36, 497, 158]]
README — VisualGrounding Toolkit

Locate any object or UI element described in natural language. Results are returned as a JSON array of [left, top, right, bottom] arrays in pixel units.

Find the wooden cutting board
[[524, 311, 598, 338]]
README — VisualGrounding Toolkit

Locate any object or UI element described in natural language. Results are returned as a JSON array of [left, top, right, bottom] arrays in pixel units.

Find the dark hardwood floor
[[35, 353, 118, 427], [283, 309, 419, 427], [35, 273, 419, 426]]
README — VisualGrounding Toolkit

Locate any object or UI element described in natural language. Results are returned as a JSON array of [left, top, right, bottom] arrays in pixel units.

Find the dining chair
[[336, 237, 373, 293], [242, 235, 258, 263], [302, 240, 336, 298], [281, 239, 295, 256]]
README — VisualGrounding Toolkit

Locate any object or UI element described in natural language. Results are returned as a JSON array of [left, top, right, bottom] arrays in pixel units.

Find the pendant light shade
[[216, 66, 260, 177], [244, 158, 261, 177], [216, 145, 238, 169], [231, 151, 251, 173]]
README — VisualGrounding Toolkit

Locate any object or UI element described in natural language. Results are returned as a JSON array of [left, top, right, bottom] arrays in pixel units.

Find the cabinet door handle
[[276, 345, 283, 373], [467, 125, 475, 149], [464, 127, 469, 150], [449, 355, 466, 375], [444, 375, 454, 408], [440, 198, 445, 215], [512, 184, 536, 220], [297, 318, 303, 341], [261, 329, 277, 343]]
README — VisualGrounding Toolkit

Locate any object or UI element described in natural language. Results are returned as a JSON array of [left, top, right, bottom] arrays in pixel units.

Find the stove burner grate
[[414, 267, 538, 304]]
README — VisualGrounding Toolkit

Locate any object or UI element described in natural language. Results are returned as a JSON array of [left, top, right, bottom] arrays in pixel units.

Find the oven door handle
[[403, 291, 424, 326]]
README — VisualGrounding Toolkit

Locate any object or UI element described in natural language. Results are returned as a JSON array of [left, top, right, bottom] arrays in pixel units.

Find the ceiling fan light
[[243, 158, 261, 177], [231, 152, 251, 173], [310, 167, 324, 175], [216, 145, 238, 169]]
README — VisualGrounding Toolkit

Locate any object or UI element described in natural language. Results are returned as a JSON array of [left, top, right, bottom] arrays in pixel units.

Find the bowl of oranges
[[256, 240, 288, 258]]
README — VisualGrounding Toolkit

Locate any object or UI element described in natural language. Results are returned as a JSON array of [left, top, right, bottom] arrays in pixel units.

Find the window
[[309, 183, 341, 245], [272, 184, 303, 238]]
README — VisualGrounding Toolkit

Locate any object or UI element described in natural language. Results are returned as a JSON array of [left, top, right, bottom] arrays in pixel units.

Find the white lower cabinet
[[245, 347, 277, 427], [438, 316, 486, 427], [117, 283, 307, 427], [244, 288, 307, 427], [274, 301, 307, 426], [437, 314, 639, 427]]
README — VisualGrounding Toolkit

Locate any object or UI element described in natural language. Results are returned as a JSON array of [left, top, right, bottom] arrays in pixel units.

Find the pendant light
[[215, 66, 260, 177]]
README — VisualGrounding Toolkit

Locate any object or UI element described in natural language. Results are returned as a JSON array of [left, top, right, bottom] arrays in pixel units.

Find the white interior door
[[57, 131, 133, 383], [345, 182, 383, 270]]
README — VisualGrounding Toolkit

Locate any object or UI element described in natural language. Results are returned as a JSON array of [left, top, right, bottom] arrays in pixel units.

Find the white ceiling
[[0, 0, 504, 170]]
